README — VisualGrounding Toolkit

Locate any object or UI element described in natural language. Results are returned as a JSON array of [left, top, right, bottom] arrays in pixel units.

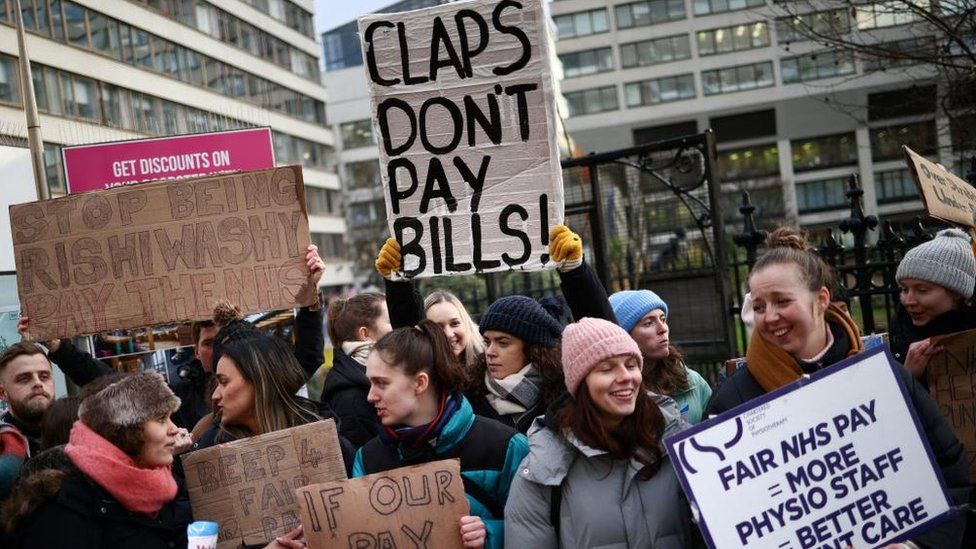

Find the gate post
[[587, 164, 612, 291], [702, 130, 737, 360], [838, 174, 878, 332]]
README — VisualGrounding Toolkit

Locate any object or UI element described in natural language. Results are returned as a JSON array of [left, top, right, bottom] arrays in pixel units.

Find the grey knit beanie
[[79, 371, 180, 437], [896, 228, 975, 298]]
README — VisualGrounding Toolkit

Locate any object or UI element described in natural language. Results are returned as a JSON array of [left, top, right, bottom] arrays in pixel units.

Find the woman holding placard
[[191, 304, 356, 474], [375, 225, 616, 435], [888, 228, 976, 381], [353, 320, 528, 549], [505, 317, 701, 547], [705, 227, 970, 548]]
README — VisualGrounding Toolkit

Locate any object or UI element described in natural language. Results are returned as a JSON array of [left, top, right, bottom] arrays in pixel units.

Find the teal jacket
[[353, 396, 528, 549], [672, 364, 712, 425]]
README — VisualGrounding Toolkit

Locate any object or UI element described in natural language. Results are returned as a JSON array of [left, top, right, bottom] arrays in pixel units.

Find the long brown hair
[[372, 320, 466, 396], [219, 334, 316, 437], [643, 345, 690, 397], [467, 342, 565, 404], [556, 383, 665, 480]]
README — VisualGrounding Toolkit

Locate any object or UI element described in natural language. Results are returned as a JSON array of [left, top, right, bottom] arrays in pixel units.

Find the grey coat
[[505, 395, 703, 549]]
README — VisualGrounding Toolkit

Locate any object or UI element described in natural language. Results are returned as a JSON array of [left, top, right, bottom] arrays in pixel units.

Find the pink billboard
[[62, 127, 276, 193]]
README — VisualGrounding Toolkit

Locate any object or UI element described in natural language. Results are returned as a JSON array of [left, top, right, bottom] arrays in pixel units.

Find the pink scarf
[[65, 421, 177, 516]]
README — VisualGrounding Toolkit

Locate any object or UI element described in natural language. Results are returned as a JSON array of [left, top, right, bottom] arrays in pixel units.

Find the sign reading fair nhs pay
[[666, 347, 953, 549]]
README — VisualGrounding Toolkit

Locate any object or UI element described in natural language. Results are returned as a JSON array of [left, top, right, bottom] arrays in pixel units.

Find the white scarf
[[341, 340, 373, 367], [484, 363, 542, 416]]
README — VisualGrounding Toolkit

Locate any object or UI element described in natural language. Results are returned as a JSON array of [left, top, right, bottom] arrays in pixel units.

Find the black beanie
[[479, 295, 563, 347]]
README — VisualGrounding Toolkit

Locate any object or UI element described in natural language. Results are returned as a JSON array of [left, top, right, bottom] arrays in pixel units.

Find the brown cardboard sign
[[903, 146, 976, 228], [929, 328, 976, 481], [10, 166, 318, 341], [181, 420, 347, 548], [296, 459, 467, 549]]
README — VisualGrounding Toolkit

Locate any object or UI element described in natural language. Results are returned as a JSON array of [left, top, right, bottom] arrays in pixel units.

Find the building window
[[711, 110, 777, 143], [553, 9, 609, 39], [0, 55, 20, 103], [620, 35, 691, 69], [870, 120, 937, 161], [697, 23, 769, 57], [634, 120, 698, 145], [868, 86, 936, 121], [345, 160, 381, 190], [624, 74, 695, 107], [781, 51, 855, 83], [306, 187, 340, 216], [43, 142, 66, 195], [791, 133, 858, 172], [702, 61, 774, 96], [559, 47, 614, 78], [340, 120, 375, 149], [951, 113, 976, 152], [310, 232, 345, 259], [615, 0, 685, 30], [796, 177, 849, 213], [875, 168, 920, 204], [856, 1, 927, 30], [777, 9, 850, 44], [693, 0, 764, 17], [349, 200, 386, 229], [718, 144, 780, 181], [564, 86, 618, 117], [863, 37, 936, 71]]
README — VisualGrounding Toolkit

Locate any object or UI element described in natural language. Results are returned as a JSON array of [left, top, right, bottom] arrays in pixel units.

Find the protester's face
[[365, 351, 427, 426], [0, 354, 54, 423], [483, 330, 527, 379], [584, 354, 642, 425], [629, 309, 670, 361], [195, 326, 218, 373], [136, 412, 179, 468], [426, 302, 468, 357], [750, 263, 829, 358], [212, 356, 256, 429], [367, 302, 393, 341], [899, 278, 959, 326]]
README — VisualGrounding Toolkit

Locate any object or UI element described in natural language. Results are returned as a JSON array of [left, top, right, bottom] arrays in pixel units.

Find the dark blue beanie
[[479, 295, 563, 348]]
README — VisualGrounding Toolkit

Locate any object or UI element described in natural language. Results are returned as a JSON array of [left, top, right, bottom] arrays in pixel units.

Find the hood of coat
[[524, 391, 685, 486]]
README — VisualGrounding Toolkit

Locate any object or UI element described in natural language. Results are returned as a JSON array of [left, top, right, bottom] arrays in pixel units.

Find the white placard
[[667, 347, 953, 549], [358, 0, 565, 278], [0, 146, 39, 271]]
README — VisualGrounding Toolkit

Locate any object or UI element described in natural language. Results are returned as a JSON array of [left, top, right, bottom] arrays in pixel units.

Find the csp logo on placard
[[677, 417, 744, 474]]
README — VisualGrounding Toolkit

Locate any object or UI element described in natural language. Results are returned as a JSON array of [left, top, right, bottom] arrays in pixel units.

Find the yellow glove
[[549, 225, 583, 263], [375, 237, 402, 278]]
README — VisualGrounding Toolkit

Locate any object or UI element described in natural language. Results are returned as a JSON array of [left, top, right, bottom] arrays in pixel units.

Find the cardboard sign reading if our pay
[[296, 459, 468, 549], [929, 328, 976, 482], [667, 347, 952, 549], [181, 420, 347, 548], [359, 0, 565, 279], [9, 166, 318, 341]]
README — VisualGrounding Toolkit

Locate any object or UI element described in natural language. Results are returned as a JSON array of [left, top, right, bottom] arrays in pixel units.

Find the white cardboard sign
[[358, 0, 565, 278], [667, 347, 953, 549]]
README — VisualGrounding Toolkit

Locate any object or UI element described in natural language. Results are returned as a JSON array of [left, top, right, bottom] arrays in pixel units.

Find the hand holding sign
[[375, 237, 402, 279], [295, 459, 468, 549]]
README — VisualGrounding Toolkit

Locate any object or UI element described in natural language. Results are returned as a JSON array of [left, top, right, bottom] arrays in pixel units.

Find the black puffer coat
[[321, 349, 381, 448], [13, 458, 191, 549], [888, 303, 976, 365]]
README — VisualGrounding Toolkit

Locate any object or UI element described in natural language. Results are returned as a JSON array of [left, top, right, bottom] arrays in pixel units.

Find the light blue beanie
[[609, 290, 669, 333]]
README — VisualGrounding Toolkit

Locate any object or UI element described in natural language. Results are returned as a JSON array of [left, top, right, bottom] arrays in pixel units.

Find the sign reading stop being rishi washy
[[667, 347, 953, 549], [358, 0, 565, 278], [10, 166, 318, 341], [62, 128, 276, 193]]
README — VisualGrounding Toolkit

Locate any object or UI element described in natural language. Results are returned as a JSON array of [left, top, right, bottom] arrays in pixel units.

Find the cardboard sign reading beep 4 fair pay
[[666, 347, 952, 549]]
